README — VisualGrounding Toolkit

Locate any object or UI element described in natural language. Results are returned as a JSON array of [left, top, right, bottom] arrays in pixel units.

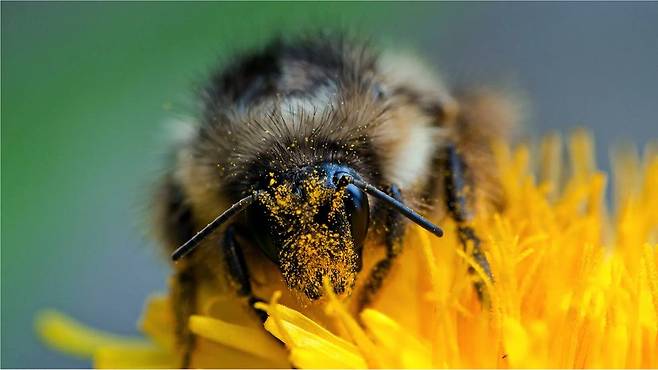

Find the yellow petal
[[138, 294, 176, 351], [289, 347, 366, 369], [190, 337, 286, 369], [94, 344, 177, 369], [188, 315, 288, 366], [257, 294, 366, 369], [257, 300, 357, 351], [360, 309, 432, 368], [35, 310, 148, 360], [502, 317, 529, 367], [322, 278, 386, 368]]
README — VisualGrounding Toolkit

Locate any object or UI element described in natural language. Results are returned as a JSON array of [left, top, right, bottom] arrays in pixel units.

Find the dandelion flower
[[37, 131, 658, 368]]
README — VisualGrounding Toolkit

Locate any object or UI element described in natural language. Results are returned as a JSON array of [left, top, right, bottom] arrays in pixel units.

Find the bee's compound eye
[[343, 184, 369, 250], [246, 203, 280, 263]]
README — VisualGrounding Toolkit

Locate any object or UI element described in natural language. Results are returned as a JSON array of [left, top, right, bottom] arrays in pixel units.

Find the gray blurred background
[[2, 2, 657, 368]]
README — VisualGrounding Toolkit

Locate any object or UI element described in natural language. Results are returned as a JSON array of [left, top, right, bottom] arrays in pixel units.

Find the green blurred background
[[2, 2, 657, 368]]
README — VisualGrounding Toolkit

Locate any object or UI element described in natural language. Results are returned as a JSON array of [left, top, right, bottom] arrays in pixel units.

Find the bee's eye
[[343, 183, 369, 250], [246, 203, 280, 263]]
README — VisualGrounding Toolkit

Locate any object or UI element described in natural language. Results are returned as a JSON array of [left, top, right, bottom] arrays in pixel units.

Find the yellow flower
[[36, 130, 658, 368]]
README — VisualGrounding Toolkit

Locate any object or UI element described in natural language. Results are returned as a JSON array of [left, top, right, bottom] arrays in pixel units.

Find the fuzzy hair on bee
[[151, 34, 522, 367]]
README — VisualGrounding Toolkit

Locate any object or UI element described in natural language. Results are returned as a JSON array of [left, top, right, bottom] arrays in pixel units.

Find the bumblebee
[[152, 34, 520, 366]]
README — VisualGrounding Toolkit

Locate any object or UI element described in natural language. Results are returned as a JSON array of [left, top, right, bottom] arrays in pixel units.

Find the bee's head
[[247, 163, 369, 299], [171, 162, 442, 301]]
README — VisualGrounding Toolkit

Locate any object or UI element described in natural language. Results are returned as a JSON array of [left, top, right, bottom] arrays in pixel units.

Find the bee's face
[[246, 162, 369, 299]]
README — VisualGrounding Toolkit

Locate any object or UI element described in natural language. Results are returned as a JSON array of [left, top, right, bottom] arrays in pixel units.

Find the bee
[[152, 34, 520, 366]]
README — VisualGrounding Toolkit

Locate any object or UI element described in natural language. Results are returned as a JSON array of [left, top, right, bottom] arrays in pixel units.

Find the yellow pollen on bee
[[257, 171, 357, 298]]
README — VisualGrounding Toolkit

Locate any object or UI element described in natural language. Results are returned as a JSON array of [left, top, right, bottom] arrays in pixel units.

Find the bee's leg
[[171, 267, 197, 368], [358, 185, 405, 310], [222, 224, 268, 322], [443, 144, 493, 301]]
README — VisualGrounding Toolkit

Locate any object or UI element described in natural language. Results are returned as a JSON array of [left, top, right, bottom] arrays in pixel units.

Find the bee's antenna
[[338, 175, 444, 238], [171, 192, 260, 261]]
